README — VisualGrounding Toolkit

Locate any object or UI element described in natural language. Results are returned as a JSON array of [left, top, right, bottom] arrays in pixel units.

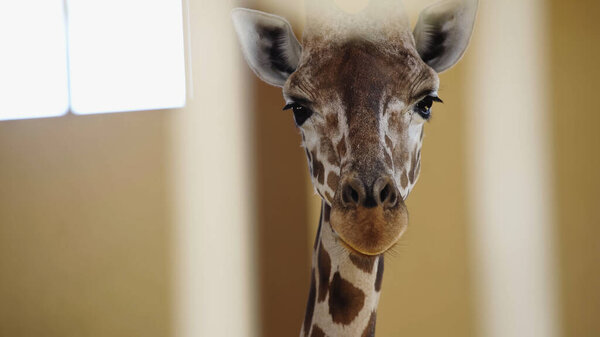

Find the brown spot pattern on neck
[[349, 253, 378, 273], [361, 311, 377, 337], [310, 325, 326, 337], [303, 270, 317, 337], [328, 272, 365, 325], [323, 204, 331, 222], [317, 243, 331, 302], [374, 256, 384, 292]]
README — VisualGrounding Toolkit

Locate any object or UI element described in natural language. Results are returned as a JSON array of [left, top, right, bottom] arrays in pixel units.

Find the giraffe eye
[[414, 95, 443, 120], [283, 102, 313, 126]]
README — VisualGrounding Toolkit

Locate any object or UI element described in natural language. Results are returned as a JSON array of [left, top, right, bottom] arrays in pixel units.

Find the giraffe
[[232, 0, 478, 336]]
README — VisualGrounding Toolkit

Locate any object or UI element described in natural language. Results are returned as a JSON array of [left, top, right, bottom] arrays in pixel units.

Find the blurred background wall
[[0, 112, 172, 337], [550, 1, 600, 336], [0, 0, 598, 337]]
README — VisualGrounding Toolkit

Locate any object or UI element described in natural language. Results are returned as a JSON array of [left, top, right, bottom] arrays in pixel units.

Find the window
[[0, 0, 69, 120], [0, 0, 186, 121], [68, 0, 186, 114]]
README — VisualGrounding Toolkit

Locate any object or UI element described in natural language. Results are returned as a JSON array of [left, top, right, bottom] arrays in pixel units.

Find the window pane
[[0, 1, 69, 121], [68, 0, 186, 114]]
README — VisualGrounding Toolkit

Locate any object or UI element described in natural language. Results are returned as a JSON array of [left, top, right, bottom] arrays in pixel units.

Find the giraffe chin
[[329, 203, 409, 256]]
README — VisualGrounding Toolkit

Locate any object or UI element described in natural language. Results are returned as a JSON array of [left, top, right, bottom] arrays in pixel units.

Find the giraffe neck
[[301, 201, 384, 337]]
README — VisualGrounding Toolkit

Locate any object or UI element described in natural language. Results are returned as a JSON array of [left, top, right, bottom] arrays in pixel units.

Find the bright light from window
[[68, 0, 186, 114], [0, 1, 69, 121]]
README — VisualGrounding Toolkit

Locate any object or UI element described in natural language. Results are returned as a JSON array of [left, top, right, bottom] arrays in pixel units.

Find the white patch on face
[[336, 99, 351, 169], [404, 117, 424, 196], [381, 99, 406, 144], [378, 99, 395, 168], [301, 124, 325, 198], [297, 96, 346, 204], [381, 98, 425, 200]]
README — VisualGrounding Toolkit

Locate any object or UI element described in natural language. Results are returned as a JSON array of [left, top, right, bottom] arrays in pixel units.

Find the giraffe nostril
[[374, 177, 399, 209], [342, 184, 359, 205], [379, 184, 390, 202], [339, 176, 401, 209], [341, 178, 364, 207], [386, 186, 399, 208], [350, 188, 359, 203]]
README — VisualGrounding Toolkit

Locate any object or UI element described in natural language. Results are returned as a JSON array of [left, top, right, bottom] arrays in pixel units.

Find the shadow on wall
[[251, 77, 312, 336]]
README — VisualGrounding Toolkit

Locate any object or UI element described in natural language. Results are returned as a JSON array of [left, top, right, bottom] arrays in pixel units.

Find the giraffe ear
[[232, 8, 302, 87], [413, 0, 478, 73]]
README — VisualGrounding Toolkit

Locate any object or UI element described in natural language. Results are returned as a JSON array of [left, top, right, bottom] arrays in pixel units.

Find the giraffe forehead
[[286, 39, 436, 118]]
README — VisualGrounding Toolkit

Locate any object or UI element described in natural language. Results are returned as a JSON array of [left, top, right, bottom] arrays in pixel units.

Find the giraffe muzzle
[[330, 174, 409, 255]]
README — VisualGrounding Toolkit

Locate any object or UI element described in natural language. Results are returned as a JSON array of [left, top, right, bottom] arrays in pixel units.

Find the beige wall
[[0, 111, 172, 337], [551, 1, 600, 336]]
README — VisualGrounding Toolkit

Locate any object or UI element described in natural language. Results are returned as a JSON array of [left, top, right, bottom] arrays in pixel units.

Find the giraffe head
[[233, 0, 477, 256]]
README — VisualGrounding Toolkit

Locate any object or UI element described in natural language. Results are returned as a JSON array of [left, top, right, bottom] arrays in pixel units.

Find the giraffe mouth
[[329, 203, 408, 256], [334, 232, 386, 256]]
